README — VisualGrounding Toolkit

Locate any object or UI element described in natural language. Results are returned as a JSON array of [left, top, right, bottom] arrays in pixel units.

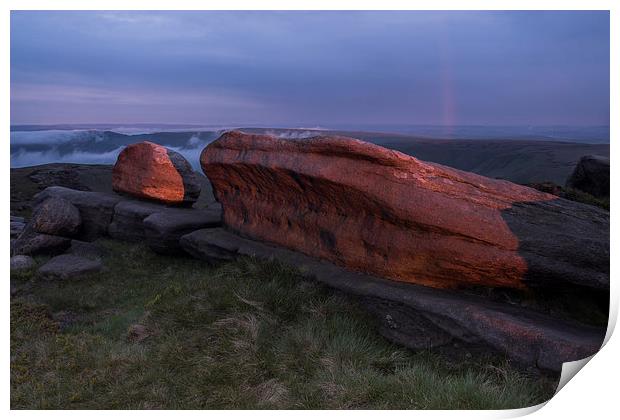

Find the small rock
[[12, 227, 72, 256], [31, 197, 82, 236], [10, 255, 35, 271], [385, 314, 398, 329], [37, 254, 102, 280], [127, 324, 151, 342]]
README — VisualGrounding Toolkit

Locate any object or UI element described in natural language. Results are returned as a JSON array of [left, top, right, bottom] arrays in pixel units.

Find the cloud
[[10, 130, 221, 169], [10, 11, 610, 126], [10, 146, 126, 168]]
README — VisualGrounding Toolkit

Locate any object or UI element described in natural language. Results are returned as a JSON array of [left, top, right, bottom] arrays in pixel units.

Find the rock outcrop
[[201, 131, 609, 292], [34, 187, 122, 240], [566, 155, 610, 198], [32, 186, 222, 254], [112, 141, 201, 205]]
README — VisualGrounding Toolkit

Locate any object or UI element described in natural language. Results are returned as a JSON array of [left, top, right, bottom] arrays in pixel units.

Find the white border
[[2, 1, 617, 419]]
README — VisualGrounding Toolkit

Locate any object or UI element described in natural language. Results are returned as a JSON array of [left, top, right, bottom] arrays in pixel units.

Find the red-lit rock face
[[200, 131, 608, 291], [113, 142, 200, 205]]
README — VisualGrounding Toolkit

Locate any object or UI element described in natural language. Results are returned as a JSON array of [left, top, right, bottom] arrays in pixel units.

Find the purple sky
[[10, 11, 610, 126]]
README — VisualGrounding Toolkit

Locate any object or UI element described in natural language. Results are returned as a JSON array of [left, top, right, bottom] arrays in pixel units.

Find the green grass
[[562, 188, 609, 211], [11, 240, 558, 409]]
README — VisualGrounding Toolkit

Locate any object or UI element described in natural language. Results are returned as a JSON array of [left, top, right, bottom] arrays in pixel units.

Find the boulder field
[[200, 131, 609, 292], [112, 141, 201, 205]]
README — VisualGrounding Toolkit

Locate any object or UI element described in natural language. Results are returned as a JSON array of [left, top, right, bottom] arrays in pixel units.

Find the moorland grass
[[11, 240, 558, 409]]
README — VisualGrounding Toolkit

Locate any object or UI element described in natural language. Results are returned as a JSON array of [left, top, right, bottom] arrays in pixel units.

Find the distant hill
[[242, 128, 610, 185], [10, 127, 610, 185]]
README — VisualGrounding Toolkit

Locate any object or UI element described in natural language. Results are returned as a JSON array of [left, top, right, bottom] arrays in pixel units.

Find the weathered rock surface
[[180, 227, 240, 262], [11, 216, 26, 237], [181, 227, 606, 372], [10, 255, 35, 271], [12, 226, 72, 256], [112, 141, 201, 205], [201, 131, 609, 292], [34, 186, 121, 240], [31, 197, 81, 237], [108, 200, 168, 242], [31, 186, 223, 252], [38, 254, 103, 280], [144, 207, 221, 253], [566, 155, 610, 198]]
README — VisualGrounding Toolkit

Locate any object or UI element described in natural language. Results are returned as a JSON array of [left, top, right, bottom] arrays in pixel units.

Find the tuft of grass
[[562, 188, 609, 210], [11, 240, 558, 409], [526, 181, 609, 211]]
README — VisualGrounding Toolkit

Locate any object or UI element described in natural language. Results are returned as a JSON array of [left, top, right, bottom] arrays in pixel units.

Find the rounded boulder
[[31, 197, 81, 237], [112, 141, 201, 205]]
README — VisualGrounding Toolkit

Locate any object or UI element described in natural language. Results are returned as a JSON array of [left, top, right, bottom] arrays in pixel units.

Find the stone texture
[[11, 216, 25, 223], [566, 155, 610, 198], [144, 207, 221, 253], [201, 131, 609, 292], [108, 199, 168, 242], [34, 186, 121, 240], [37, 254, 102, 281], [10, 255, 35, 271], [180, 227, 605, 372], [112, 141, 201, 205], [31, 197, 81, 237], [30, 186, 222, 248], [180, 227, 241, 263], [11, 216, 26, 238], [12, 226, 71, 256]]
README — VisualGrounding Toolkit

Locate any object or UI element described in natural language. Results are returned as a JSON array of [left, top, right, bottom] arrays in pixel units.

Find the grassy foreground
[[11, 240, 558, 409]]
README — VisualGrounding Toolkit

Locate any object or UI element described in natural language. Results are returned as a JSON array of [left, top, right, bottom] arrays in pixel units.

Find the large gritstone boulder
[[201, 131, 609, 292], [112, 141, 201, 205], [566, 155, 610, 198]]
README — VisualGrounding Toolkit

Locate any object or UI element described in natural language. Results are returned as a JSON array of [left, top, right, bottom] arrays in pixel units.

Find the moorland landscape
[[10, 127, 610, 409], [10, 9, 610, 411]]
